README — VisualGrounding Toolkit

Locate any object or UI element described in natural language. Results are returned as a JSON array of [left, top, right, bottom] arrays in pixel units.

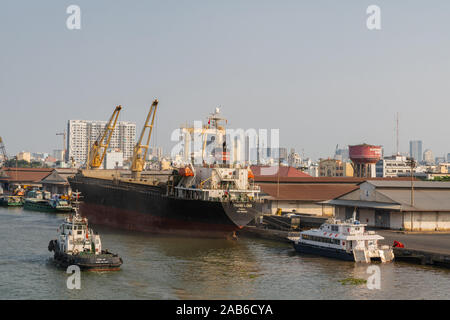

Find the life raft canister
[[393, 240, 405, 248], [179, 167, 194, 177]]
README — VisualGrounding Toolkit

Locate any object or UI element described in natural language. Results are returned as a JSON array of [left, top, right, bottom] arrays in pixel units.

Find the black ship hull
[[68, 175, 261, 238]]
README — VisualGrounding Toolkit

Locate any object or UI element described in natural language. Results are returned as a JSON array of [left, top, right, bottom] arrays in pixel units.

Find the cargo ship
[[68, 105, 262, 238]]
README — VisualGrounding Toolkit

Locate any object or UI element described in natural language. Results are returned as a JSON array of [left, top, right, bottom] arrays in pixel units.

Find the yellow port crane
[[0, 136, 8, 167], [131, 99, 159, 180], [87, 105, 122, 169]]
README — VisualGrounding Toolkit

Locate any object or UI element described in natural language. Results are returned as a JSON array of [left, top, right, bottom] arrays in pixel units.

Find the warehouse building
[[257, 177, 361, 216], [328, 180, 450, 231]]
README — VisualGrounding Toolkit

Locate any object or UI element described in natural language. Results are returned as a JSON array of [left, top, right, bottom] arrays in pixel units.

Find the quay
[[377, 230, 450, 268], [239, 216, 450, 269]]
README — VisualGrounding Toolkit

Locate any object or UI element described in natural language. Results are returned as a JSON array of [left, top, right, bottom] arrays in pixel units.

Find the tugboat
[[293, 212, 394, 263], [48, 205, 123, 271]]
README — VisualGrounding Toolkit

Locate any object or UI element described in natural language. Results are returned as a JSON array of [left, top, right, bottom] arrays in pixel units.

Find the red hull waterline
[[80, 203, 242, 238]]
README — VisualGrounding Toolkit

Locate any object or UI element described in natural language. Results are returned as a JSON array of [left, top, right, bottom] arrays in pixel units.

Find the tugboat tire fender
[[48, 240, 55, 252]]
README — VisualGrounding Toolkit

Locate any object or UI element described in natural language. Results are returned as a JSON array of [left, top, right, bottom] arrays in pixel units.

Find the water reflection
[[1, 207, 450, 300]]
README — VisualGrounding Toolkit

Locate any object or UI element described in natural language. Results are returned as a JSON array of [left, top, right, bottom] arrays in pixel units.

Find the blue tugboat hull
[[293, 242, 354, 261]]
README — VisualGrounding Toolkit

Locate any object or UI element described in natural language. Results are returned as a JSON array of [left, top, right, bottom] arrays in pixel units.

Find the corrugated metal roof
[[330, 183, 450, 211], [367, 180, 450, 189], [258, 183, 359, 201], [377, 189, 450, 211], [0, 167, 53, 183], [324, 199, 402, 210], [255, 176, 416, 184]]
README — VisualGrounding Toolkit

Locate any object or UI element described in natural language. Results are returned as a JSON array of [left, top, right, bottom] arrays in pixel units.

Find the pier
[[377, 230, 450, 268], [239, 215, 450, 269]]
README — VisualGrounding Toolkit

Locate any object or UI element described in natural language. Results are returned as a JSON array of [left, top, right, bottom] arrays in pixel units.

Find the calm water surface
[[1, 207, 449, 300]]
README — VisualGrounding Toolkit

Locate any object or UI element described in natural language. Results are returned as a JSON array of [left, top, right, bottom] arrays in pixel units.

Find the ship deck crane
[[87, 106, 122, 169], [131, 99, 159, 180], [0, 136, 8, 167]]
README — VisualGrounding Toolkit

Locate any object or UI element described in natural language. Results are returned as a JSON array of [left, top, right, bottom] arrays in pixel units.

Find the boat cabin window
[[331, 225, 339, 232], [302, 234, 340, 245]]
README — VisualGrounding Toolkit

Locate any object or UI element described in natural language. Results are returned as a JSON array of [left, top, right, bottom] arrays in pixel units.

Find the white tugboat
[[293, 212, 394, 263], [48, 202, 123, 271]]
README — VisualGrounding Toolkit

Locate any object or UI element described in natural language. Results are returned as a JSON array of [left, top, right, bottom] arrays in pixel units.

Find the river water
[[1, 207, 449, 300]]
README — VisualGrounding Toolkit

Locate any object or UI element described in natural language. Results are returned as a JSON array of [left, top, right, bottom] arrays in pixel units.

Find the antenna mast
[[396, 112, 399, 155]]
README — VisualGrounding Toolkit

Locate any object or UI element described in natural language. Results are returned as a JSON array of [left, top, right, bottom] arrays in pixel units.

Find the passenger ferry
[[293, 216, 394, 263]]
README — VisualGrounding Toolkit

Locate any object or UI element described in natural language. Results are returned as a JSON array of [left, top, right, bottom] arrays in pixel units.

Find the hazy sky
[[1, 1, 450, 160]]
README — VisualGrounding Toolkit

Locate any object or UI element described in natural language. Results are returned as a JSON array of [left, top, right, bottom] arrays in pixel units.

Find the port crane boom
[[0, 136, 8, 167], [131, 99, 159, 180], [88, 106, 122, 169]]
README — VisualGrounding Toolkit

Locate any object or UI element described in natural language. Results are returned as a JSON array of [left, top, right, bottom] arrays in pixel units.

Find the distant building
[[31, 152, 48, 161], [375, 155, 411, 178], [435, 156, 446, 165], [334, 147, 349, 162], [331, 180, 450, 231], [447, 153, 450, 163], [318, 159, 353, 177], [251, 165, 311, 179], [148, 147, 163, 161], [104, 149, 124, 169], [306, 163, 319, 177], [423, 149, 434, 165], [53, 150, 64, 162], [288, 149, 302, 167], [40, 168, 78, 195], [409, 140, 423, 162], [17, 152, 31, 163], [67, 119, 136, 167]]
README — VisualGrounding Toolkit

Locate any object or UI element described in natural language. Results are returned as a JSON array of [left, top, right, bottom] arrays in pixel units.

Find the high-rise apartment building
[[375, 155, 411, 178], [423, 149, 434, 165], [67, 120, 136, 167], [409, 140, 423, 162]]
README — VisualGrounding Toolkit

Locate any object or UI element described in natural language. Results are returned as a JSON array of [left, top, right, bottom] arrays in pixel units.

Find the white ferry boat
[[293, 216, 394, 263]]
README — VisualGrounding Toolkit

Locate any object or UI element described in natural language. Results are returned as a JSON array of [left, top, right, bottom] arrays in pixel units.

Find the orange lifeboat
[[179, 167, 194, 177]]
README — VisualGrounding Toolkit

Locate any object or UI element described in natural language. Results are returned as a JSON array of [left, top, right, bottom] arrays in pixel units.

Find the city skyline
[[1, 1, 450, 159]]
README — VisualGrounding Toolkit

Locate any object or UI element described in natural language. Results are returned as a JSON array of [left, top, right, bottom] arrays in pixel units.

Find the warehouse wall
[[403, 211, 450, 231], [266, 200, 334, 216]]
